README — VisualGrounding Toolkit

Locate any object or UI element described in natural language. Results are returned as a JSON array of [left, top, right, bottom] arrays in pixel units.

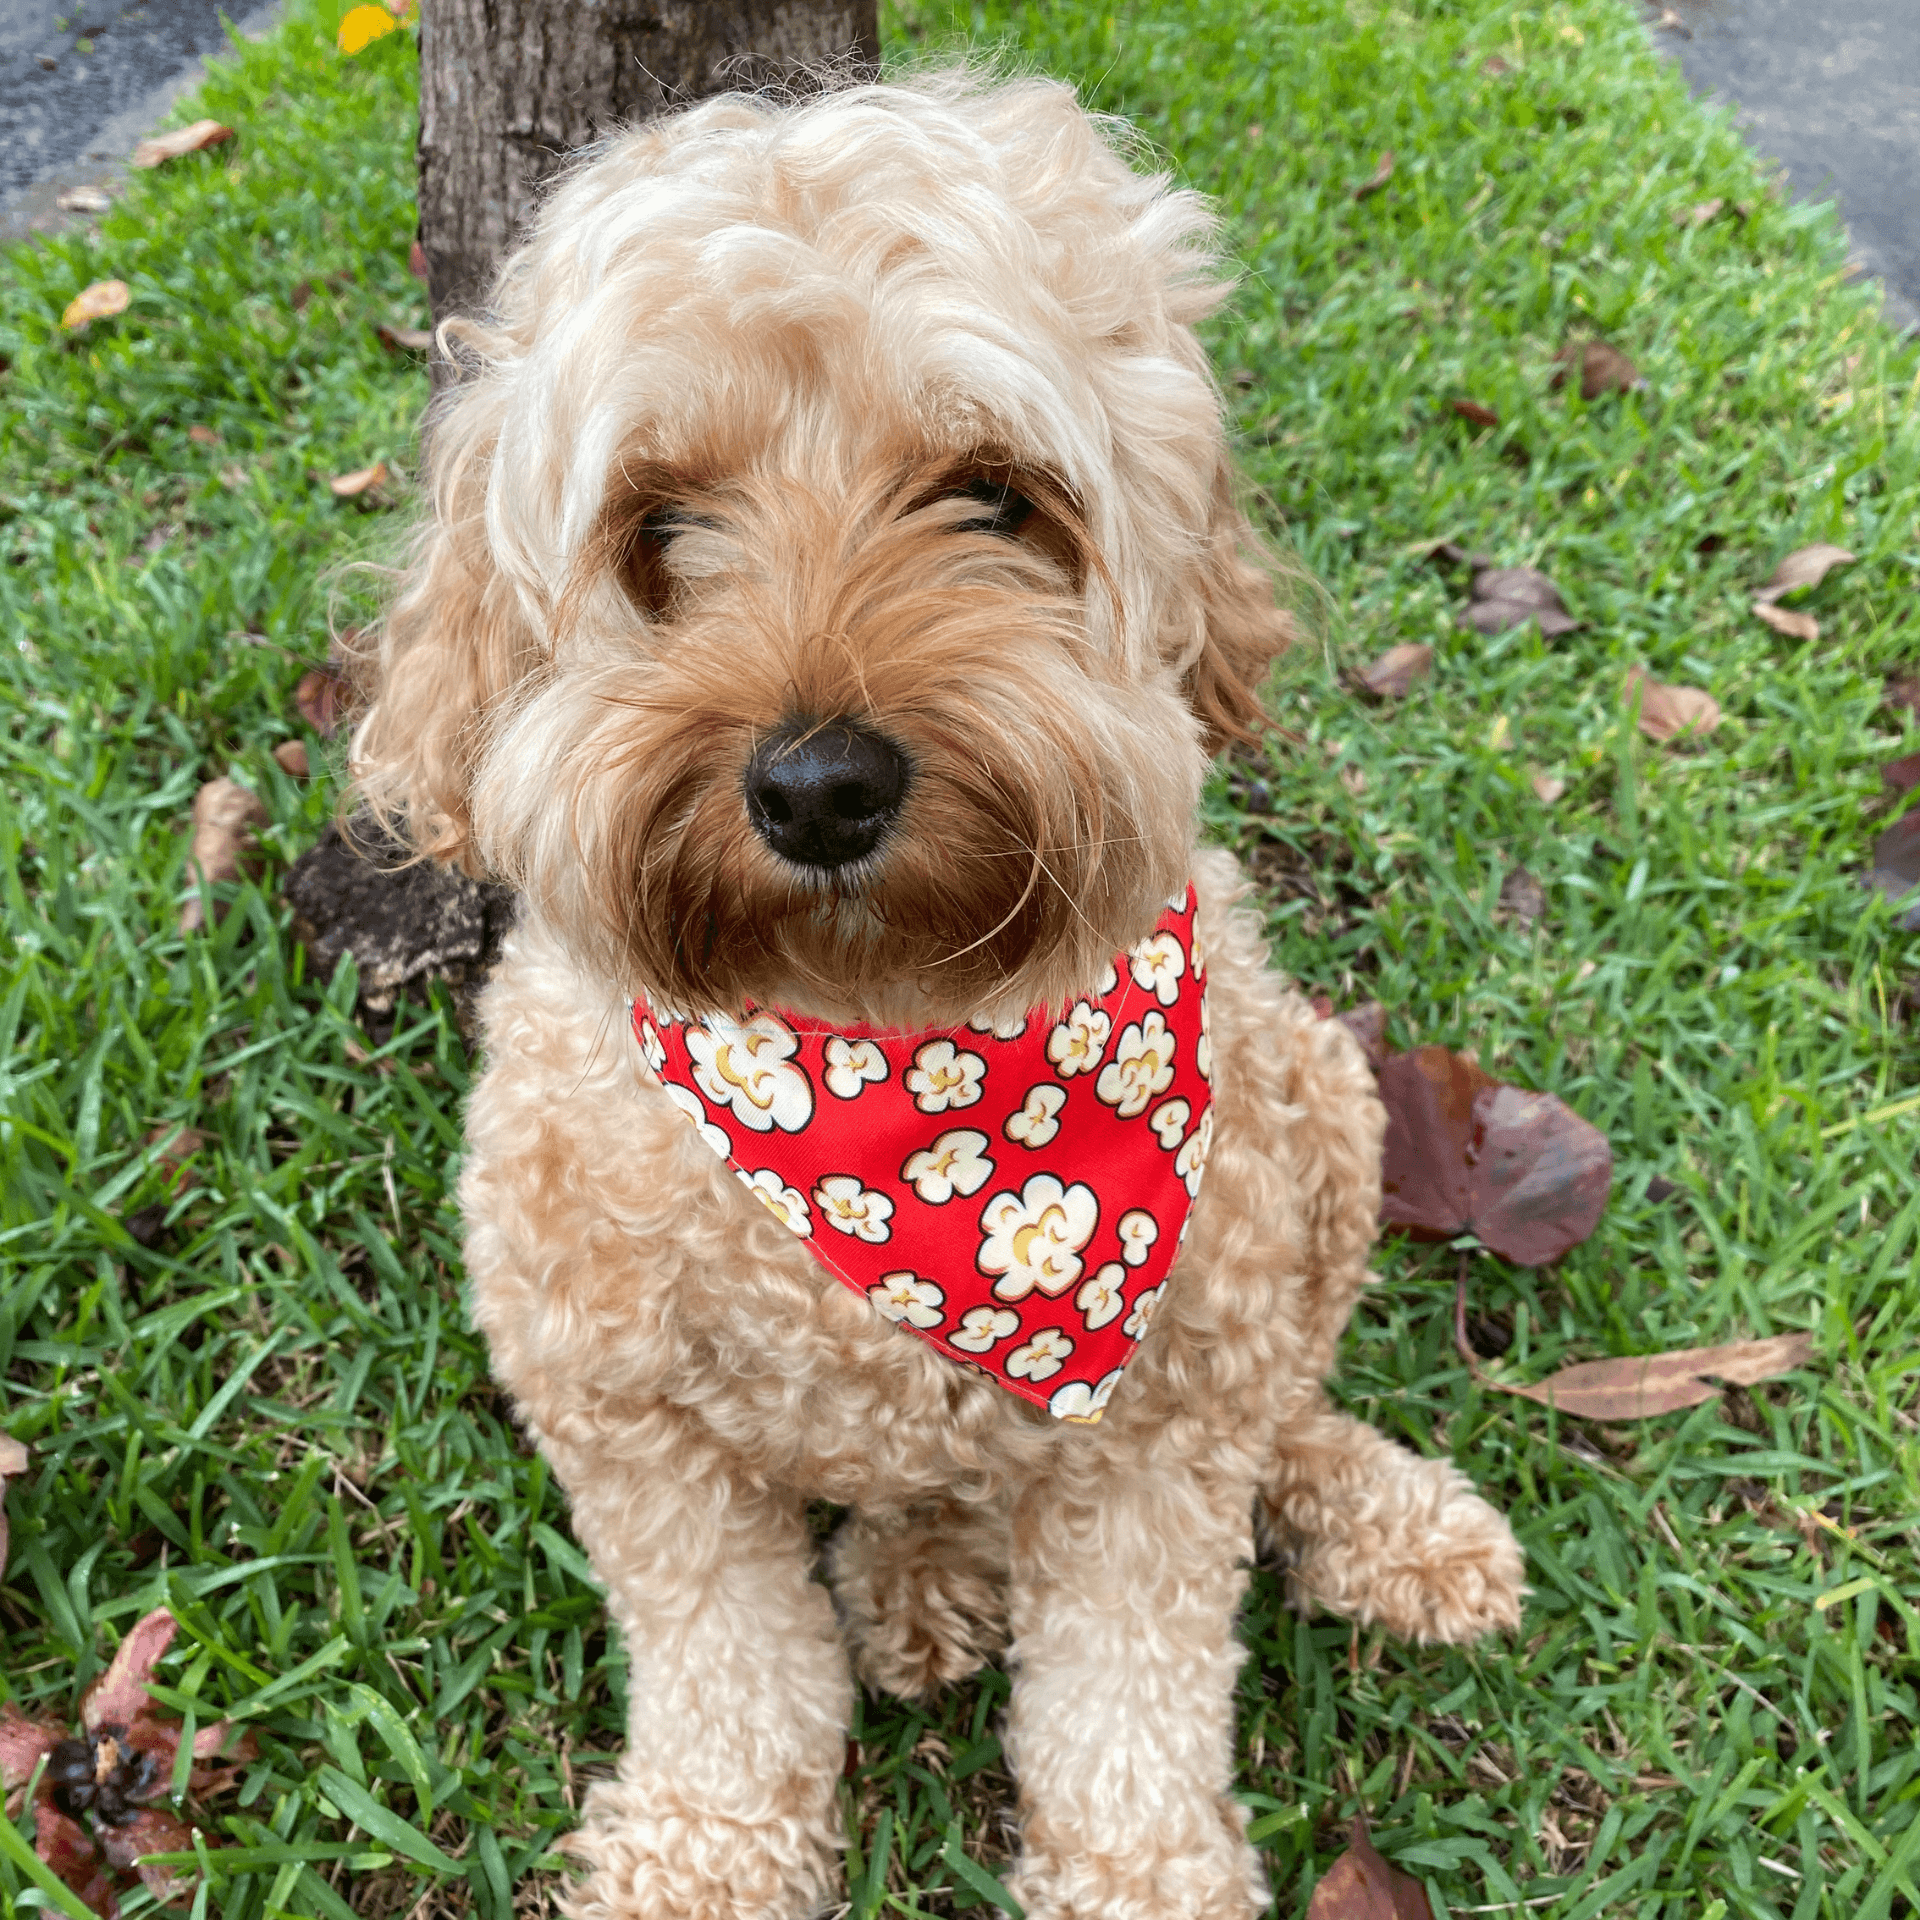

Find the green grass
[[3, 0, 1918, 1914]]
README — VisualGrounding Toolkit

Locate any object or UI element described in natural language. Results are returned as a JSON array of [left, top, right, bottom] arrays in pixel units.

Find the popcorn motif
[[1095, 1010, 1178, 1118], [823, 1036, 888, 1099], [1004, 1082, 1067, 1149], [636, 885, 1210, 1420], [901, 1129, 995, 1203], [952, 1304, 1021, 1352], [1049, 1368, 1123, 1423], [868, 1273, 945, 1329], [905, 1039, 988, 1113], [739, 1168, 811, 1235], [1128, 931, 1186, 1007], [977, 1174, 1100, 1301], [1006, 1326, 1074, 1383], [687, 1012, 814, 1132], [663, 1081, 731, 1160], [1046, 1000, 1112, 1078], [814, 1174, 895, 1242], [1116, 1209, 1158, 1267], [1075, 1263, 1127, 1329]]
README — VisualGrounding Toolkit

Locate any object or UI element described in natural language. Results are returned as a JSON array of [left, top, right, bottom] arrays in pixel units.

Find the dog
[[351, 69, 1525, 1920]]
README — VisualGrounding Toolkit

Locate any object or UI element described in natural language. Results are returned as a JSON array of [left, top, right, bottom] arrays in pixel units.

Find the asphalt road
[[1656, 0, 1919, 333], [0, 0, 276, 238]]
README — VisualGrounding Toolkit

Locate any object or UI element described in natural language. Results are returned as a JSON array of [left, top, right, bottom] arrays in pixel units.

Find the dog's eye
[[947, 477, 1035, 538]]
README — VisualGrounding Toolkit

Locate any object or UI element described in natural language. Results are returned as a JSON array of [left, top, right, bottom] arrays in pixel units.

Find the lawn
[[1, 0, 1917, 1913]]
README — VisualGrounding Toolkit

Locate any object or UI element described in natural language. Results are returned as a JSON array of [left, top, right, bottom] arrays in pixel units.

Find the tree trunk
[[416, 0, 880, 326]]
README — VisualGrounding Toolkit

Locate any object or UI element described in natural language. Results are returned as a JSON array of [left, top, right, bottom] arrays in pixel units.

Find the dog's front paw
[[1285, 1466, 1526, 1645], [564, 1778, 838, 1920], [1010, 1805, 1265, 1920]]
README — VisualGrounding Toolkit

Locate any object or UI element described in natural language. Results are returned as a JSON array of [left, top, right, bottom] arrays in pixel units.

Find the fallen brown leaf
[[180, 777, 268, 932], [1882, 752, 1920, 795], [1379, 1045, 1610, 1265], [1481, 54, 1511, 75], [273, 739, 312, 778], [1459, 563, 1581, 637], [0, 1434, 26, 1579], [1886, 672, 1920, 718], [146, 1123, 205, 1190], [1353, 151, 1395, 200], [187, 424, 220, 446], [1498, 1331, 1814, 1421], [329, 461, 388, 497], [1448, 397, 1498, 427], [1755, 543, 1854, 603], [1531, 772, 1567, 805], [132, 119, 233, 168], [60, 279, 129, 330], [1305, 1817, 1434, 1919], [55, 184, 112, 214], [1868, 809, 1920, 930], [295, 659, 355, 738], [376, 321, 434, 353], [1751, 601, 1818, 642], [1550, 338, 1645, 400], [1499, 866, 1546, 926], [1354, 643, 1434, 698], [1624, 666, 1721, 743], [1672, 197, 1724, 227]]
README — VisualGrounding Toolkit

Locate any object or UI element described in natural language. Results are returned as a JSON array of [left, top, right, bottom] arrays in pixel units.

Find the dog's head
[[353, 71, 1292, 1027]]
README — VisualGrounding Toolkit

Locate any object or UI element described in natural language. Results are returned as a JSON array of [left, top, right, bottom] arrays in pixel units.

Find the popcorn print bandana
[[632, 888, 1215, 1423]]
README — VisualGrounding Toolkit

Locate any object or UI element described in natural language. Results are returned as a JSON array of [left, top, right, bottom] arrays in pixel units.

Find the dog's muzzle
[[743, 717, 910, 870]]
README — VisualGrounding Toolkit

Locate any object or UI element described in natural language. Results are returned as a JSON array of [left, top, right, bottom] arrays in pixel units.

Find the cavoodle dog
[[353, 70, 1525, 1920]]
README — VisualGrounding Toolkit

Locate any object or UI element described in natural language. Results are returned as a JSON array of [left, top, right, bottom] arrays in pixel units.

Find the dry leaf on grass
[[1531, 772, 1567, 805], [0, 1434, 26, 1576], [295, 657, 356, 737], [55, 184, 111, 213], [146, 1123, 205, 1190], [1353, 152, 1394, 200], [376, 321, 434, 352], [186, 424, 220, 447], [1867, 810, 1920, 930], [1448, 398, 1498, 427], [1458, 564, 1580, 637], [328, 461, 388, 497], [132, 119, 233, 168], [60, 279, 129, 330], [1482, 54, 1511, 75], [337, 2, 399, 51], [1672, 197, 1724, 227], [1353, 643, 1433, 698], [1498, 866, 1546, 926], [1885, 672, 1920, 717], [1624, 666, 1720, 743], [273, 739, 311, 778], [1497, 1331, 1814, 1421], [1752, 601, 1819, 642], [1305, 1818, 1433, 1919], [1882, 752, 1920, 795], [1550, 338, 1645, 400], [1378, 1045, 1612, 1266], [0, 1607, 257, 1917], [179, 778, 267, 932], [1755, 543, 1853, 603]]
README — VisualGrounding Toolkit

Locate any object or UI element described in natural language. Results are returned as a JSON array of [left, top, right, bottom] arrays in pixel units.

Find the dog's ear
[[349, 419, 540, 875], [1182, 458, 1296, 756]]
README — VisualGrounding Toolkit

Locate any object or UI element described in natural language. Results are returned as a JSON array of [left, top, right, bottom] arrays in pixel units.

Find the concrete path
[[0, 0, 277, 241], [1654, 0, 1919, 334]]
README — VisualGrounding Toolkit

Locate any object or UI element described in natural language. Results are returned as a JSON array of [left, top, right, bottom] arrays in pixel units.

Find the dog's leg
[[1003, 1462, 1265, 1920], [549, 1414, 851, 1920], [827, 1495, 1010, 1701], [1257, 1398, 1525, 1645]]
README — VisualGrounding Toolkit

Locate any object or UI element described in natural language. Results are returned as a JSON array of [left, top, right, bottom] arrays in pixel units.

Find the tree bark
[[416, 0, 880, 326]]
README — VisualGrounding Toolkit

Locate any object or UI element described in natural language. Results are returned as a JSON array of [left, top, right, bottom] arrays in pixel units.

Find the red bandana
[[632, 889, 1213, 1422]]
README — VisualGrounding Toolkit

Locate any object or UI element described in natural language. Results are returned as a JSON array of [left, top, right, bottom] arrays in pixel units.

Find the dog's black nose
[[743, 718, 910, 869]]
